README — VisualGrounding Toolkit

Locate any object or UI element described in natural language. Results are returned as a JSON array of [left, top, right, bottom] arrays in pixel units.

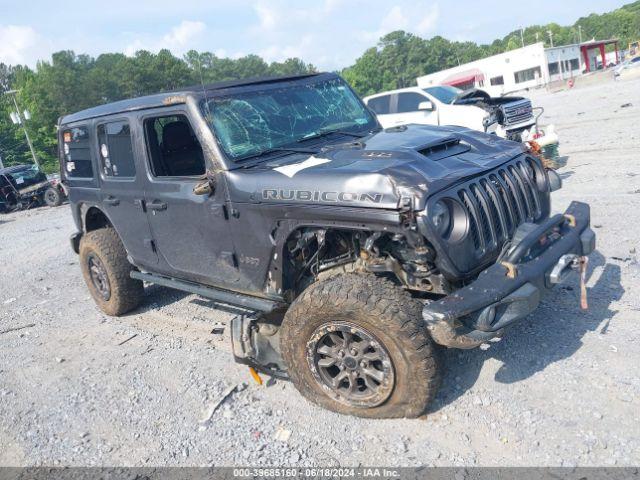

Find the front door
[[94, 118, 158, 269], [138, 111, 240, 288], [387, 92, 438, 127]]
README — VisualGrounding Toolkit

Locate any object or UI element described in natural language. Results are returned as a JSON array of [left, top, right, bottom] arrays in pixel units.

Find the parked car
[[61, 72, 595, 418], [364, 85, 540, 142], [0, 164, 66, 213], [614, 56, 640, 76]]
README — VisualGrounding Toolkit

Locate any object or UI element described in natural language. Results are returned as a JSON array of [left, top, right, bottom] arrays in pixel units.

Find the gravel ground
[[1, 76, 639, 468]]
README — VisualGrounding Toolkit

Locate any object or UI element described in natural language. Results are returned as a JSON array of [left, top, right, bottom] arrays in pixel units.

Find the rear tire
[[280, 273, 441, 418], [79, 228, 143, 316], [44, 187, 63, 207]]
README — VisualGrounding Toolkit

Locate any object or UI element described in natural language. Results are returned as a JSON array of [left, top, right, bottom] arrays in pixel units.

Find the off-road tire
[[43, 187, 63, 207], [280, 273, 441, 418], [79, 227, 143, 316]]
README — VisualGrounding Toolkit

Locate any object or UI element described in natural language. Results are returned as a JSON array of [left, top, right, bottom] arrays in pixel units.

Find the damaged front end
[[454, 89, 536, 141], [423, 201, 595, 349]]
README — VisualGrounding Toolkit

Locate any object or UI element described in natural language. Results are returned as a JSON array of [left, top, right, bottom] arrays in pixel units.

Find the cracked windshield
[[203, 77, 377, 162]]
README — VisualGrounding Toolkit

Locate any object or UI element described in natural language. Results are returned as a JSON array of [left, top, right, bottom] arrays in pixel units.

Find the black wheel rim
[[88, 254, 111, 301], [306, 321, 395, 408]]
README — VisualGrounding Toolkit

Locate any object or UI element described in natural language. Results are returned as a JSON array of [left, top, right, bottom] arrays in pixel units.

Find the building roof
[[60, 72, 325, 125], [442, 68, 485, 87], [580, 38, 619, 48]]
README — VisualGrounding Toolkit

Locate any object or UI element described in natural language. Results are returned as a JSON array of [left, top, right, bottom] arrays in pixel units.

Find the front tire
[[280, 273, 441, 418], [79, 228, 143, 316]]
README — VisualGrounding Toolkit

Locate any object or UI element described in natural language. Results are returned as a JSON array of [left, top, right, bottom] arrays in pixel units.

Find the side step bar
[[130, 271, 283, 313]]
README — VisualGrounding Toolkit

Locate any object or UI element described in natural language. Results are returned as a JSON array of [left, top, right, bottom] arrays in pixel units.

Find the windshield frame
[[199, 73, 379, 167]]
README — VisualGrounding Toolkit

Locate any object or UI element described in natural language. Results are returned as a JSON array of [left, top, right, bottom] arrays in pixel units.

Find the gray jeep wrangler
[[60, 72, 595, 418]]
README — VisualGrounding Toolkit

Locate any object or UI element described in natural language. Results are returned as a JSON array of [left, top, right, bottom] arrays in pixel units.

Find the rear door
[[138, 110, 240, 288], [95, 117, 158, 269]]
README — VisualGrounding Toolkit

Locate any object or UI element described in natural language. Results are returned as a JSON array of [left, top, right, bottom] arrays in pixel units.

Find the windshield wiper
[[300, 128, 369, 143], [238, 146, 318, 164]]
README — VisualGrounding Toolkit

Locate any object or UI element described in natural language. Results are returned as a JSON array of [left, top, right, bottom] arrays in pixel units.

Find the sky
[[0, 0, 628, 71]]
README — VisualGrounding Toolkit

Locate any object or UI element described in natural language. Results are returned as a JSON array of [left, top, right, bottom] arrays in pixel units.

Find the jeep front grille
[[457, 158, 543, 255], [501, 99, 533, 127]]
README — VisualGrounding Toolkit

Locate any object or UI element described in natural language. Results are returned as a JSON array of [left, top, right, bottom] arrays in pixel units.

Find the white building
[[416, 39, 619, 97]]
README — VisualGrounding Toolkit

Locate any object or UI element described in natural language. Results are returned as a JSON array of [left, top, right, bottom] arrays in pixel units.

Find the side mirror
[[193, 170, 216, 196], [418, 100, 434, 111], [193, 180, 212, 196]]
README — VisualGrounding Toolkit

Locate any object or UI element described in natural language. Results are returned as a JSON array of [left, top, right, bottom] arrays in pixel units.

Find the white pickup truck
[[364, 85, 541, 142]]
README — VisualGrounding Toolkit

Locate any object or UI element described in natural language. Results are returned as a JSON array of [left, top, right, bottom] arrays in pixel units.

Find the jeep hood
[[227, 124, 527, 210]]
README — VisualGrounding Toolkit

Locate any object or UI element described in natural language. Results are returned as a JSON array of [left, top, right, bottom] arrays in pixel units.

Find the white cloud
[[124, 20, 206, 56], [250, 0, 349, 35], [163, 20, 205, 47], [416, 4, 440, 35], [254, 3, 278, 30], [0, 25, 40, 65], [358, 2, 439, 42], [380, 6, 410, 33], [259, 35, 314, 63]]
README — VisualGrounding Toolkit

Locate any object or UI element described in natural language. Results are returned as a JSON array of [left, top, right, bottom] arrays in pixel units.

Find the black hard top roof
[[0, 164, 36, 175], [60, 72, 330, 125]]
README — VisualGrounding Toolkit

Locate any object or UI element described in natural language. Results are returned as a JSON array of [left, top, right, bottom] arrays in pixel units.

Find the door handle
[[147, 200, 167, 211], [104, 196, 120, 206]]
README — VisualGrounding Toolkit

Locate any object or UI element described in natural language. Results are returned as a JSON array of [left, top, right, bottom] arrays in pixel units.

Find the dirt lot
[[1, 76, 639, 468]]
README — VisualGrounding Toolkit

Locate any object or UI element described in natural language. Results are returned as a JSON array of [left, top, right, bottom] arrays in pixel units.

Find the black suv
[[60, 72, 595, 418]]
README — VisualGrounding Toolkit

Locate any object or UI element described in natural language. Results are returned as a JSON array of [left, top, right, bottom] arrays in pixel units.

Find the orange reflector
[[249, 367, 263, 385]]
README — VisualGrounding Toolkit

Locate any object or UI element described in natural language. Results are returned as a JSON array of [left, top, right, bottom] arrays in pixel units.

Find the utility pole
[[520, 28, 525, 48], [547, 31, 554, 48], [578, 25, 583, 44], [4, 89, 40, 169]]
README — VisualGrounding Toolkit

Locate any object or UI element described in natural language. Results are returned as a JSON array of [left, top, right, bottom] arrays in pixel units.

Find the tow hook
[[579, 256, 589, 311], [549, 254, 589, 310], [549, 253, 580, 285]]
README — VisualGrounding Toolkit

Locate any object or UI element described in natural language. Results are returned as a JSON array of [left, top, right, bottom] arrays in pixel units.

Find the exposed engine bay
[[282, 228, 449, 298]]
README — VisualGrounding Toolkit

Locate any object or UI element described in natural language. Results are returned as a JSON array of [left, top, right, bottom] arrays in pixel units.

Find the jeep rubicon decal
[[61, 72, 595, 419], [262, 189, 384, 203]]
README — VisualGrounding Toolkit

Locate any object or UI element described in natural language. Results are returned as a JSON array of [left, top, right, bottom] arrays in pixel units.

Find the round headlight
[[430, 201, 451, 236]]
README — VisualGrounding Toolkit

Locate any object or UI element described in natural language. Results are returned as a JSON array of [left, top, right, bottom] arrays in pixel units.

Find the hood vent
[[418, 136, 470, 161]]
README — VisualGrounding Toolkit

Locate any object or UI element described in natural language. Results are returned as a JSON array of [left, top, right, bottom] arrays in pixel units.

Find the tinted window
[[144, 114, 205, 177], [62, 126, 93, 178], [367, 95, 391, 114], [548, 62, 559, 75], [490, 76, 504, 86], [396, 92, 427, 113], [97, 121, 136, 178]]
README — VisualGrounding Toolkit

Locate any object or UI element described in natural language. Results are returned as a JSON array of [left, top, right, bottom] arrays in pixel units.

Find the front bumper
[[423, 201, 595, 349]]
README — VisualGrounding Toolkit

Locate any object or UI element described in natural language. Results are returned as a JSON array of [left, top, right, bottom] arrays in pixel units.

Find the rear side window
[[62, 126, 93, 178], [143, 114, 205, 177], [396, 92, 427, 113], [367, 95, 391, 115], [97, 121, 136, 178]]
